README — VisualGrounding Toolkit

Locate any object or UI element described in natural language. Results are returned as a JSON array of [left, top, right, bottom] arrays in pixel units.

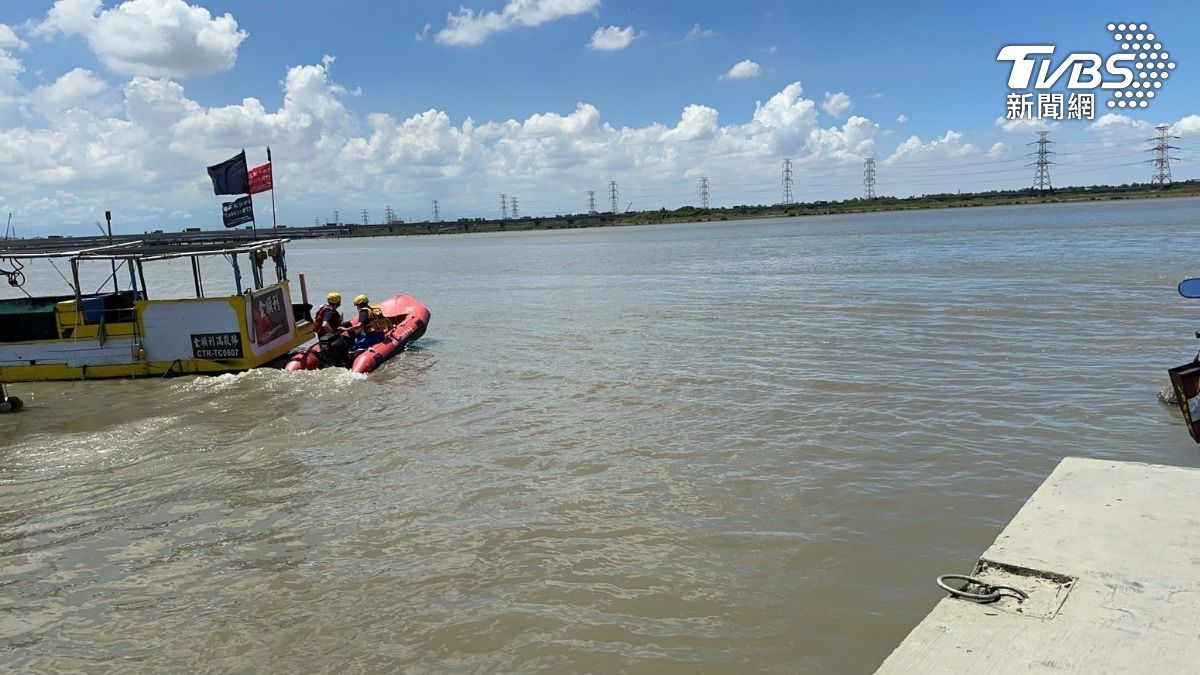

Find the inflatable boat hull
[[284, 293, 429, 374]]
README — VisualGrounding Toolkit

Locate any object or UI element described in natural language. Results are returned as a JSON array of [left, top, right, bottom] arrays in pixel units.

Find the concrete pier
[[876, 457, 1200, 674]]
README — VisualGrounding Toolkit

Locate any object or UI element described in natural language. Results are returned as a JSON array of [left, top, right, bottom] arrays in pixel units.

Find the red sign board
[[248, 162, 273, 195]]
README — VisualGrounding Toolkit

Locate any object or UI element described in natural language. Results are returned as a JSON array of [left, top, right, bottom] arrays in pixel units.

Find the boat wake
[[1159, 381, 1179, 407]]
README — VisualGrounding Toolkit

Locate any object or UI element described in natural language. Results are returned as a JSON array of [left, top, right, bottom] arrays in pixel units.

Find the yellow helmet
[[353, 294, 369, 307], [326, 292, 341, 304]]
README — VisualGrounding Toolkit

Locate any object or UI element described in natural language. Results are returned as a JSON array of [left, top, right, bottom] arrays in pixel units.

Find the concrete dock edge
[[875, 457, 1200, 674]]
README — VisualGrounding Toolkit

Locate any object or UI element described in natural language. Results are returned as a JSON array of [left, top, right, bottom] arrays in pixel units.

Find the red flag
[[248, 162, 273, 195]]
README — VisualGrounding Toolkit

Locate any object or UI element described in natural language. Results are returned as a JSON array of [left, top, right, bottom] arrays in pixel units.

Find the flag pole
[[268, 146, 278, 237]]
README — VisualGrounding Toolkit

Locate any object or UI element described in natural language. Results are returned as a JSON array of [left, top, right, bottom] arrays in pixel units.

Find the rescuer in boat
[[314, 292, 344, 336], [352, 294, 390, 351], [313, 292, 351, 367]]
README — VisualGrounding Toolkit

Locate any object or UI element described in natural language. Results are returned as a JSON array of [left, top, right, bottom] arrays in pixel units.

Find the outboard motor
[[0, 379, 22, 412]]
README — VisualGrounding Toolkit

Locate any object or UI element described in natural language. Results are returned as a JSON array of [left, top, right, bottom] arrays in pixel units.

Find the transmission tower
[[587, 190, 597, 214], [863, 158, 876, 200], [334, 210, 340, 224], [500, 194, 508, 219], [384, 206, 396, 224], [510, 197, 519, 218], [608, 181, 618, 213], [361, 209, 369, 225], [699, 177, 710, 209], [1028, 131, 1055, 195], [1149, 124, 1179, 187], [781, 159, 794, 204], [432, 200, 440, 222]]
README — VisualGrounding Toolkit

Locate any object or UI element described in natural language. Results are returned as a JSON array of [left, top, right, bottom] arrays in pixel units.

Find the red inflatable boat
[[284, 293, 430, 374]]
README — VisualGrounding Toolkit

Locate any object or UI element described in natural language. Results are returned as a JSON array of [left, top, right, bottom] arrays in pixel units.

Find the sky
[[0, 0, 1198, 234]]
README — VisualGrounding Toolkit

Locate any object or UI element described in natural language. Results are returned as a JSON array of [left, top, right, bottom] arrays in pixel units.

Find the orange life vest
[[361, 305, 391, 333]]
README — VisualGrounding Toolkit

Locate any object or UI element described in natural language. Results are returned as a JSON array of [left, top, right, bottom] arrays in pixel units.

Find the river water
[[3, 198, 1200, 673]]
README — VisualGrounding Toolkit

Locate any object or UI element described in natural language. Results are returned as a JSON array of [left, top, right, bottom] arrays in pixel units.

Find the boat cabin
[[0, 238, 314, 381]]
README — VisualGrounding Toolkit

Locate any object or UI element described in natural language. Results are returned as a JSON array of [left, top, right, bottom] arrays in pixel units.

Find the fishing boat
[[1169, 277, 1200, 442], [283, 293, 430, 374], [0, 238, 316, 382]]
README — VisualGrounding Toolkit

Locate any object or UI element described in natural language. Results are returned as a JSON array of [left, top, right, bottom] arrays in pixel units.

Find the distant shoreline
[[287, 181, 1200, 237], [4, 181, 1199, 248]]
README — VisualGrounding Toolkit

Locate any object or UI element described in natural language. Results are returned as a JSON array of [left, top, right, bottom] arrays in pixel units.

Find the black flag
[[222, 195, 254, 228], [207, 150, 249, 195]]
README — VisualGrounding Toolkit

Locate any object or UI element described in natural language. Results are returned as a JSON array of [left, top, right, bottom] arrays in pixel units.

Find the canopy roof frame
[[1, 238, 292, 301]]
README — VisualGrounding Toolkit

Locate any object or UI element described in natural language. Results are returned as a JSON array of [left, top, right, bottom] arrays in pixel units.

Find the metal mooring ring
[[936, 573, 1030, 603]]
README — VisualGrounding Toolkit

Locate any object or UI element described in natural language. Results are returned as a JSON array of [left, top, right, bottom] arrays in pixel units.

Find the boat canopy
[[0, 238, 292, 302]]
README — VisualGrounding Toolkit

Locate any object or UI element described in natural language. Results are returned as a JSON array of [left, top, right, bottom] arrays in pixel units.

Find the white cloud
[[34, 0, 247, 78], [23, 4, 1181, 232], [520, 102, 601, 136], [122, 76, 199, 130], [896, 113, 908, 124], [752, 83, 815, 130], [805, 115, 879, 160], [0, 25, 27, 121], [1174, 114, 1200, 136], [1082, 114, 1155, 151], [884, 130, 977, 165], [821, 91, 853, 117], [0, 24, 29, 51], [679, 23, 716, 42], [661, 104, 719, 142], [588, 26, 636, 51], [33, 0, 95, 37], [1089, 113, 1153, 133], [0, 64, 903, 229], [720, 59, 761, 80], [32, 67, 109, 114], [994, 116, 1058, 134], [415, 23, 431, 42], [435, 0, 600, 47]]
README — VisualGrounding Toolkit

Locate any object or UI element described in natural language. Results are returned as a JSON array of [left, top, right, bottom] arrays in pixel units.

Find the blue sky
[[0, 0, 1198, 233]]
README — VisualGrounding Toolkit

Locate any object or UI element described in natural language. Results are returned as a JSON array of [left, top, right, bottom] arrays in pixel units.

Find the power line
[[361, 138, 1189, 220], [781, 159, 793, 204], [1028, 131, 1055, 195], [1149, 124, 1179, 186]]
